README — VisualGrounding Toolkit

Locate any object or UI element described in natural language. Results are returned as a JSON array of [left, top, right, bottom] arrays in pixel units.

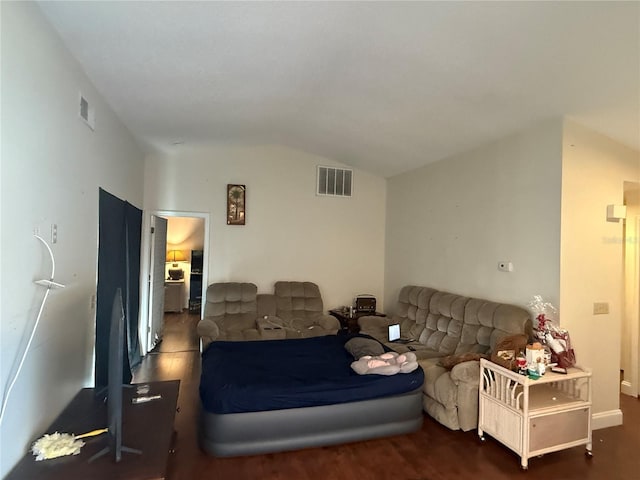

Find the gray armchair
[[197, 282, 262, 347]]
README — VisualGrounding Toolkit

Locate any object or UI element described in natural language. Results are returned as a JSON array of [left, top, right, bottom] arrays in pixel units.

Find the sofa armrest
[[449, 360, 482, 431], [315, 314, 340, 332], [450, 360, 481, 386], [197, 318, 220, 349]]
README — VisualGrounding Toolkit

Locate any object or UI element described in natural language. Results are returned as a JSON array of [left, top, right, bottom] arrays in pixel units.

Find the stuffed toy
[[351, 351, 419, 376]]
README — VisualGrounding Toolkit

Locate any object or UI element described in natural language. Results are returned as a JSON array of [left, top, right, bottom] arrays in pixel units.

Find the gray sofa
[[197, 281, 339, 348], [358, 286, 532, 431]]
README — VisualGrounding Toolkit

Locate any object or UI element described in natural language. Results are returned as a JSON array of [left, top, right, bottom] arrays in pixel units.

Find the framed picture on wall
[[227, 184, 246, 225]]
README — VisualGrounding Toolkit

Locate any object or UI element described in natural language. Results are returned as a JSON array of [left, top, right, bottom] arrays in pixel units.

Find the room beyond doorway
[[165, 216, 206, 314], [139, 210, 210, 357]]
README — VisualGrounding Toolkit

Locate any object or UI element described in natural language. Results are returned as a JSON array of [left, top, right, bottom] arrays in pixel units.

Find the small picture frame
[[227, 184, 246, 225]]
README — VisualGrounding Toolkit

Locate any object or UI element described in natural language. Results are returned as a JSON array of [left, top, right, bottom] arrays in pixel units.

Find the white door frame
[[139, 210, 210, 356], [621, 215, 639, 397]]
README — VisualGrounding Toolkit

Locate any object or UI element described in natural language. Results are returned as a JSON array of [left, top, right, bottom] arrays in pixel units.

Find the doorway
[[139, 210, 209, 356]]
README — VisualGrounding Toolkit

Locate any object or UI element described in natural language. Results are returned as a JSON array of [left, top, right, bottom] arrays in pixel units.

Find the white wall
[[144, 145, 387, 310], [560, 119, 640, 427], [0, 3, 144, 475], [385, 119, 563, 313]]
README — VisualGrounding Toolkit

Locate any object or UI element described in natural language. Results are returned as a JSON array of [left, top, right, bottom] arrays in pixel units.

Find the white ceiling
[[38, 1, 639, 178]]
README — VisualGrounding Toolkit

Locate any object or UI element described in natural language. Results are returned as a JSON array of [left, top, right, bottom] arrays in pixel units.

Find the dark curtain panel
[[124, 201, 142, 371], [95, 189, 142, 388]]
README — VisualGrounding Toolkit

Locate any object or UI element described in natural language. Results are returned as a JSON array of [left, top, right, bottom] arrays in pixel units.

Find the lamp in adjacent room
[[166, 249, 186, 266], [166, 250, 186, 280]]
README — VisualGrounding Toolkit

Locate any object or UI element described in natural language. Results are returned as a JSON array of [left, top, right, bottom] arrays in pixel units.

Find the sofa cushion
[[274, 281, 324, 320], [396, 286, 437, 325], [220, 328, 260, 342], [204, 282, 259, 334], [455, 299, 531, 355], [418, 292, 467, 355], [399, 317, 424, 341]]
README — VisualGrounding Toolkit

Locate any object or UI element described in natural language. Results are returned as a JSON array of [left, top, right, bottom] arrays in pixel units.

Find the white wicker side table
[[478, 358, 592, 470]]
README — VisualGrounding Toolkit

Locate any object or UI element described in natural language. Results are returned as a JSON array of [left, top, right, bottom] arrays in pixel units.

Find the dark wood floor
[[134, 312, 640, 480]]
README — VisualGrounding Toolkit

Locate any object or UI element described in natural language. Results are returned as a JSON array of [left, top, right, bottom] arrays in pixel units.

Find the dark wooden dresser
[[6, 380, 179, 480]]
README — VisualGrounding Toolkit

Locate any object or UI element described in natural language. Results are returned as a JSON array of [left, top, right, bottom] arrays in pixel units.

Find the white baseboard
[[592, 409, 623, 430], [621, 380, 637, 397]]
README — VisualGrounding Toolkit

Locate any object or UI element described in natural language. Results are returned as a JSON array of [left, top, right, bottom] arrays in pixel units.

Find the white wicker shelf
[[478, 358, 592, 470]]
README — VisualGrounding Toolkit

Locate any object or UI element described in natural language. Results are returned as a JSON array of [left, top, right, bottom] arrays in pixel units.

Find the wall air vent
[[317, 166, 352, 197], [79, 93, 95, 130]]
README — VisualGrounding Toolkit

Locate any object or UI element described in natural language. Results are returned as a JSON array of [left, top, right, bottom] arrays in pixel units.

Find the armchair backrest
[[274, 281, 324, 321], [204, 282, 258, 331]]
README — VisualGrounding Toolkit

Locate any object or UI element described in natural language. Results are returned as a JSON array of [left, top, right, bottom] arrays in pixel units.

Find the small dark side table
[[329, 308, 386, 333], [6, 380, 179, 480]]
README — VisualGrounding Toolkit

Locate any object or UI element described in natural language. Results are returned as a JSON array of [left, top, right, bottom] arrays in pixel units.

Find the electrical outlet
[[593, 302, 609, 315], [51, 224, 58, 244]]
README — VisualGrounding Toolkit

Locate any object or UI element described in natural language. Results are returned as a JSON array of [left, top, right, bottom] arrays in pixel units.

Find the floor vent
[[317, 166, 352, 197]]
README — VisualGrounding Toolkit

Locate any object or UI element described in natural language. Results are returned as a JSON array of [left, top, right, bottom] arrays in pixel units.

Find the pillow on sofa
[[439, 352, 489, 369], [344, 337, 385, 359]]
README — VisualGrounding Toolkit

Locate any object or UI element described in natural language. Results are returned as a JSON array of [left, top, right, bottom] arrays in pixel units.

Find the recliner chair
[[197, 282, 262, 347]]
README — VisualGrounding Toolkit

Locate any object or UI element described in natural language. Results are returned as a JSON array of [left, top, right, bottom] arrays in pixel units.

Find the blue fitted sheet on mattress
[[199, 335, 424, 414]]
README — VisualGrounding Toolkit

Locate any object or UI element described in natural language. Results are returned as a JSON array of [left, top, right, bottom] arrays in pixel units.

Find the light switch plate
[[593, 302, 609, 315]]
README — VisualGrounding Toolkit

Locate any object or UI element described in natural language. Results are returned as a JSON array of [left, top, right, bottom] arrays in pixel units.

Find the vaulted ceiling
[[38, 1, 639, 177]]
